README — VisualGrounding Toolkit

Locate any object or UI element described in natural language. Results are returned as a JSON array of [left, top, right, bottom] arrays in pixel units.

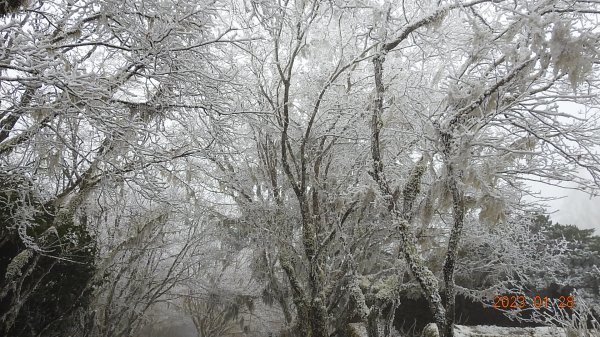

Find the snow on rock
[[348, 323, 368, 337], [424, 323, 440, 337]]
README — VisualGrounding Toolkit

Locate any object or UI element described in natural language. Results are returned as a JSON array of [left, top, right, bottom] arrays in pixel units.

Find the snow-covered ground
[[454, 325, 567, 337], [348, 323, 600, 337], [455, 325, 600, 337]]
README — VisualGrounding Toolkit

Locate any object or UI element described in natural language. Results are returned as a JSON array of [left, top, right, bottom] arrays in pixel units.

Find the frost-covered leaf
[[5, 249, 33, 281]]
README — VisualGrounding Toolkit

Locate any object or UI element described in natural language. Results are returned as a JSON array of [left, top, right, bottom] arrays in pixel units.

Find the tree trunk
[[307, 250, 328, 337], [279, 251, 311, 337], [371, 52, 447, 336], [295, 303, 311, 337], [367, 305, 380, 337], [310, 295, 328, 337], [441, 135, 466, 337], [383, 300, 397, 337]]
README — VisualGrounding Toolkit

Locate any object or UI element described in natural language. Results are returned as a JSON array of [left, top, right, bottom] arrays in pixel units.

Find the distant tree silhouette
[[0, 0, 25, 16]]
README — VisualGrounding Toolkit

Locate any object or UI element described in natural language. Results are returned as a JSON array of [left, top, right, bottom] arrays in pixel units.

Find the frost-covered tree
[[0, 0, 240, 335], [181, 254, 258, 337], [78, 195, 211, 337], [365, 0, 600, 334], [3, 0, 600, 336], [498, 215, 600, 329], [210, 0, 600, 336]]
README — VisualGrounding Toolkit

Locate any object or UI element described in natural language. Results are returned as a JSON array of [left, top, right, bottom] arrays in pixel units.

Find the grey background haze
[[536, 102, 600, 233], [548, 190, 600, 232], [531, 183, 600, 233]]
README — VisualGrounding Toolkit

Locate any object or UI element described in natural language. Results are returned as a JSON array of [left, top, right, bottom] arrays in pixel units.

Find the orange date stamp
[[492, 295, 575, 309]]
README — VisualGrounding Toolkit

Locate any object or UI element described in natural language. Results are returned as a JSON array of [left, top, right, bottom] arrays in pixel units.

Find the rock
[[423, 323, 440, 337]]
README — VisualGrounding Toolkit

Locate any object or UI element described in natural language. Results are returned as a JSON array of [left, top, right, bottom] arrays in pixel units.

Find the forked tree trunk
[[367, 305, 380, 337], [370, 52, 448, 336]]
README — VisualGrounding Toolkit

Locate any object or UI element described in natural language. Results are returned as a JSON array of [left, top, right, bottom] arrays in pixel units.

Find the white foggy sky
[[529, 181, 600, 233], [532, 102, 600, 234], [550, 190, 600, 232]]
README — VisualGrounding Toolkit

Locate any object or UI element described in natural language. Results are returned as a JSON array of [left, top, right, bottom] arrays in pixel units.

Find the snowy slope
[[454, 325, 600, 337]]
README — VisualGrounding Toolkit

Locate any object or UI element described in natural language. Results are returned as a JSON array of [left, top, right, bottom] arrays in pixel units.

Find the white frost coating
[[348, 323, 369, 337], [453, 325, 569, 337], [5, 249, 32, 281], [423, 323, 440, 337], [349, 276, 370, 321]]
